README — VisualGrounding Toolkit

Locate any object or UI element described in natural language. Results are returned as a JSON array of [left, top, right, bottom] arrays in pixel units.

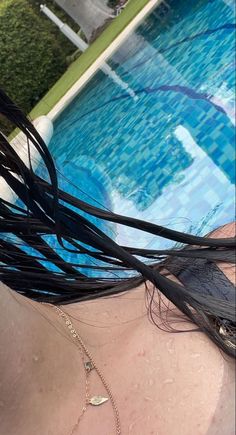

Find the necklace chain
[[41, 303, 121, 435]]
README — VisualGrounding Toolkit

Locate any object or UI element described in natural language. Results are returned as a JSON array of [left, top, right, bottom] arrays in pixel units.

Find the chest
[[2, 316, 234, 435], [71, 327, 233, 435]]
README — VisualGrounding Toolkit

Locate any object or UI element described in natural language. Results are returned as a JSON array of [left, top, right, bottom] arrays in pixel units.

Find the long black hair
[[0, 89, 235, 358]]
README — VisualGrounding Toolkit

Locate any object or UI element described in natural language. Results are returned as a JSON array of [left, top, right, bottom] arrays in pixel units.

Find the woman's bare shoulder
[[208, 221, 236, 238], [208, 221, 235, 285], [174, 221, 235, 434]]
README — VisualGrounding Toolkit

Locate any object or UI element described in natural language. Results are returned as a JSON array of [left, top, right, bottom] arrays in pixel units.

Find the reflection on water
[[49, 0, 235, 255]]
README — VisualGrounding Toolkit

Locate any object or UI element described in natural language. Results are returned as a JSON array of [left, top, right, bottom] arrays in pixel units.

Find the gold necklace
[[41, 303, 121, 435]]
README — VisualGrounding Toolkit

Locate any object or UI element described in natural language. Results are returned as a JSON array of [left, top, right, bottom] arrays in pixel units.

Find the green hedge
[[0, 0, 77, 135], [28, 0, 81, 45]]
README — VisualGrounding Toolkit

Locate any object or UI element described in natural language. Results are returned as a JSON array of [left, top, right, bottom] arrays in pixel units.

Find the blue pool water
[[49, 0, 235, 261]]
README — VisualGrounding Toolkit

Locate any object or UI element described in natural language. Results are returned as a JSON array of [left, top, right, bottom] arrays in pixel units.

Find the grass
[[10, 0, 151, 140]]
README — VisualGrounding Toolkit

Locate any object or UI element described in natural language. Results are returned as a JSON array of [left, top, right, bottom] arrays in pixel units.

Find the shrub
[[29, 0, 80, 48], [0, 0, 76, 135]]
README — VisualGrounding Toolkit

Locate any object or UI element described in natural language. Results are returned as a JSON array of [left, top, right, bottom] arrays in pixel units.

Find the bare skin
[[0, 223, 235, 435]]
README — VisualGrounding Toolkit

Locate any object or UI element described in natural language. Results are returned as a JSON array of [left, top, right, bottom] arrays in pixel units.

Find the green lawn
[[25, 0, 151, 121]]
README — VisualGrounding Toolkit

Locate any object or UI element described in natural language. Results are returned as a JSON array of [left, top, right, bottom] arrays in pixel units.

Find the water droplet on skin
[[166, 338, 175, 354], [163, 378, 174, 384], [133, 383, 140, 390], [191, 353, 201, 358], [138, 349, 146, 357], [33, 355, 39, 362], [149, 378, 154, 386], [144, 396, 153, 402]]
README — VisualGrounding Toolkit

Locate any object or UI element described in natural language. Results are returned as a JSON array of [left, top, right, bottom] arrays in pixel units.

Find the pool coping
[[47, 0, 161, 122]]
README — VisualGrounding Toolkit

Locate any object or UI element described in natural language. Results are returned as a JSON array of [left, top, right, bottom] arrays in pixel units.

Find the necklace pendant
[[89, 396, 109, 406], [84, 361, 94, 372]]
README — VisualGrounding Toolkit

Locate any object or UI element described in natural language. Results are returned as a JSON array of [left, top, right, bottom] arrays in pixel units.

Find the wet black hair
[[0, 89, 235, 358]]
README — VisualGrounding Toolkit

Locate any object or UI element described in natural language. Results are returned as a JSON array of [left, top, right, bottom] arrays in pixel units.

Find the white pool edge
[[47, 0, 162, 122], [2, 116, 54, 203]]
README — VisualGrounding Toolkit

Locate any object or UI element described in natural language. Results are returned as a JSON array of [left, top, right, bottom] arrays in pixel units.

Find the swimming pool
[[49, 0, 235, 257]]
